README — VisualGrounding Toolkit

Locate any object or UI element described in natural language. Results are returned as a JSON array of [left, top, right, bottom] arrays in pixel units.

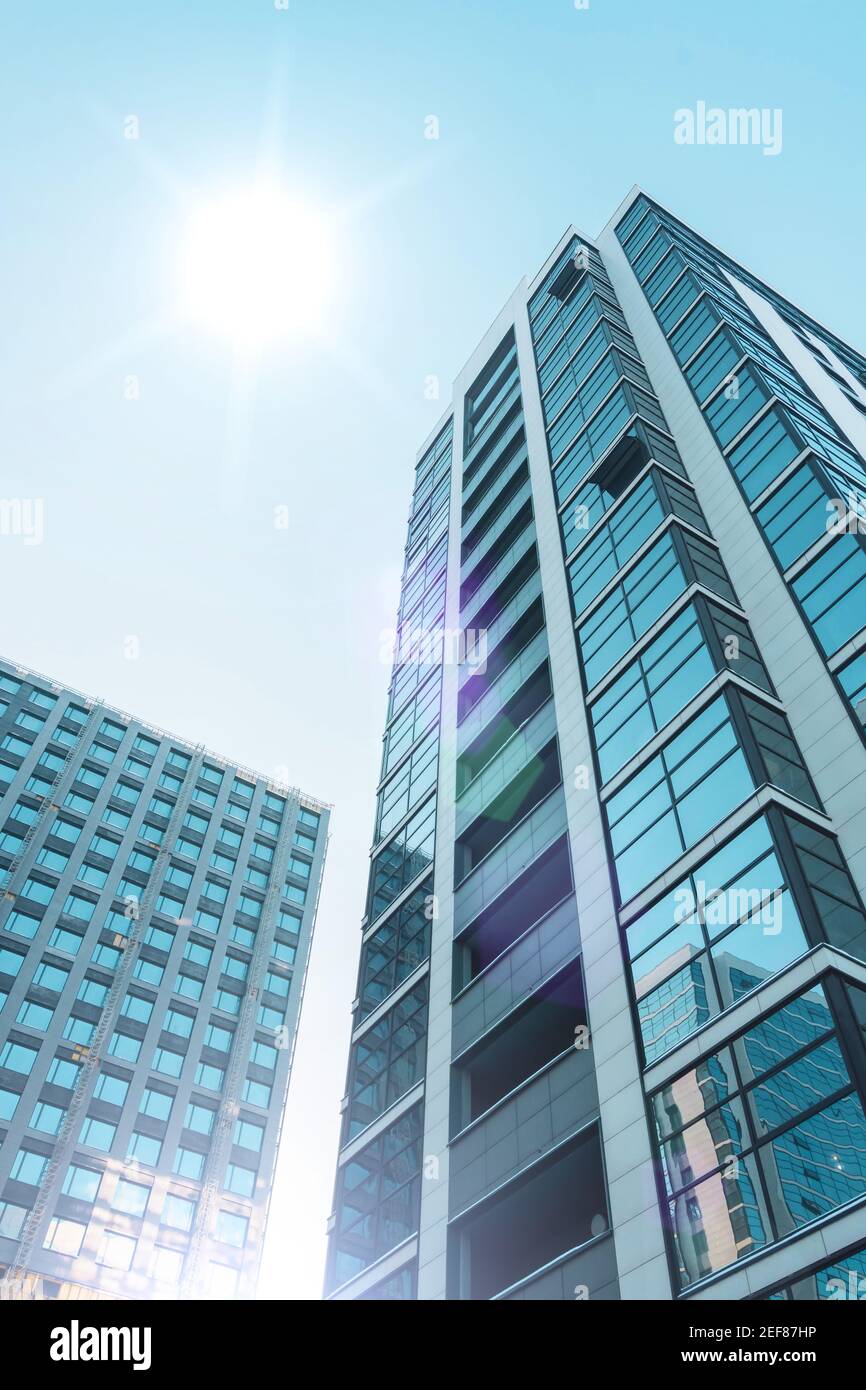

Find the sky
[[0, 0, 864, 1299]]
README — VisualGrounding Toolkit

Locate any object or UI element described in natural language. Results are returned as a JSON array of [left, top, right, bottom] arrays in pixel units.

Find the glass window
[[627, 816, 810, 1061], [368, 799, 435, 925], [329, 1103, 422, 1288], [233, 1117, 264, 1152], [215, 1210, 248, 1248], [112, 1178, 150, 1218], [11, 1148, 49, 1186], [128, 1131, 162, 1166], [344, 978, 428, 1140], [93, 1072, 130, 1107], [224, 1162, 256, 1197], [651, 981, 866, 1290], [605, 696, 755, 903], [44, 1216, 87, 1257], [151, 1246, 184, 1285], [161, 1192, 196, 1231], [62, 1164, 102, 1202], [79, 1116, 116, 1152], [98, 1230, 136, 1271], [140, 1086, 173, 1121], [793, 533, 866, 657], [838, 652, 866, 726], [174, 1147, 205, 1180], [184, 1101, 215, 1135]]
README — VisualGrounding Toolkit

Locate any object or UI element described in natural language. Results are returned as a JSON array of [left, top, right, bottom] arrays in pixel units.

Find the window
[[627, 816, 813, 1060], [224, 1163, 256, 1197], [264, 969, 289, 999], [215, 1210, 248, 1248], [134, 958, 164, 987], [590, 603, 763, 782], [11, 1148, 49, 1186], [161, 1193, 196, 1232], [604, 692, 813, 904], [194, 908, 221, 934], [79, 1116, 116, 1152], [94, 1072, 130, 1107], [653, 982, 866, 1290], [184, 1101, 215, 1135], [164, 1009, 194, 1039], [243, 1079, 271, 1108], [184, 939, 213, 968], [121, 993, 153, 1025], [196, 1062, 225, 1091], [128, 1131, 162, 1166], [153, 1047, 184, 1077], [62, 1164, 102, 1202], [74, 973, 107, 1006], [112, 1178, 150, 1218], [368, 800, 435, 924], [175, 973, 203, 1001], [0, 1202, 27, 1239], [109, 1032, 142, 1062], [44, 1217, 87, 1257], [139, 1086, 173, 1121], [30, 1102, 66, 1134], [793, 533, 866, 657], [62, 892, 97, 922], [204, 1023, 233, 1052], [98, 1230, 137, 1271], [47, 1056, 80, 1088], [0, 1088, 20, 1120], [329, 1104, 422, 1288], [344, 978, 428, 1140], [174, 1147, 205, 1180], [32, 960, 69, 992], [151, 1246, 184, 1285], [202, 878, 228, 904], [234, 1117, 265, 1152]]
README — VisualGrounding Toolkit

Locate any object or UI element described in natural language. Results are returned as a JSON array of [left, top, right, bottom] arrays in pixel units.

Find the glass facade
[[0, 660, 328, 1299], [616, 194, 866, 736], [329, 191, 866, 1302], [325, 422, 452, 1294]]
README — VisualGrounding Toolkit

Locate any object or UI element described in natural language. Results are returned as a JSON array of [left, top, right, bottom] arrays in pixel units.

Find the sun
[[179, 184, 336, 349]]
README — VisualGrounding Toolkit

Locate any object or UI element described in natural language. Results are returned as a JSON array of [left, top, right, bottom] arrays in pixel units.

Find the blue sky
[[1, 0, 863, 1298]]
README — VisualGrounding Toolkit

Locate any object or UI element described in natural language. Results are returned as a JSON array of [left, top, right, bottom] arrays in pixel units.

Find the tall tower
[[0, 656, 329, 1300], [326, 189, 866, 1302]]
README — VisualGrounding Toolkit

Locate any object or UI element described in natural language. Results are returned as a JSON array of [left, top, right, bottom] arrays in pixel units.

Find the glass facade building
[[325, 188, 866, 1301], [0, 657, 329, 1300]]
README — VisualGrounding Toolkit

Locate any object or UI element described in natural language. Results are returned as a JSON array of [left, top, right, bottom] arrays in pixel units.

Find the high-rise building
[[325, 188, 866, 1303], [0, 656, 329, 1300]]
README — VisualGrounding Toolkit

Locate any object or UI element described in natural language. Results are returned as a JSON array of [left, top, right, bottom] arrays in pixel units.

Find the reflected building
[[326, 190, 866, 1300]]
